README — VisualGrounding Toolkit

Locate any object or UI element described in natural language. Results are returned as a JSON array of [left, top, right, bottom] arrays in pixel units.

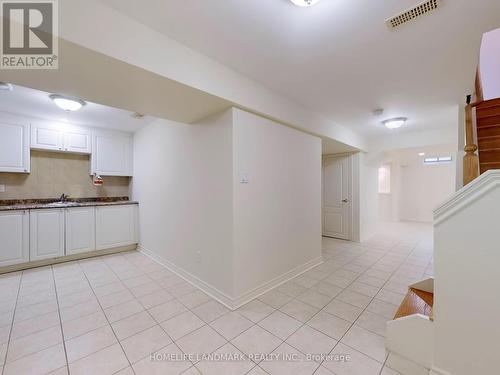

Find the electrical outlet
[[195, 251, 201, 263], [0, 185, 5, 193], [239, 173, 249, 184]]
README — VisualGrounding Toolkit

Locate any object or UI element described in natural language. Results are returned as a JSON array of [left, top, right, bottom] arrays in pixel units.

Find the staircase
[[476, 98, 500, 174], [394, 286, 433, 320], [385, 278, 434, 371]]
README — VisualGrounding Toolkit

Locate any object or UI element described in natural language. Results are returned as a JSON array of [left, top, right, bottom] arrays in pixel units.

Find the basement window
[[378, 165, 391, 194], [424, 156, 453, 165]]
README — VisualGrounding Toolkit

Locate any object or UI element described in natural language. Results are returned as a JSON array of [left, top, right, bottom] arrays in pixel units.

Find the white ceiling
[[0, 84, 156, 132], [101, 0, 500, 138]]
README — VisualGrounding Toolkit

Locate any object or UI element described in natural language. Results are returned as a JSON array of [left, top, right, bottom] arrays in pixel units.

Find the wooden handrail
[[475, 67, 484, 103]]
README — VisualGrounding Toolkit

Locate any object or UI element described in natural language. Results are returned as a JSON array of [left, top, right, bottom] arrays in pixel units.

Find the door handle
[[342, 199, 349, 203]]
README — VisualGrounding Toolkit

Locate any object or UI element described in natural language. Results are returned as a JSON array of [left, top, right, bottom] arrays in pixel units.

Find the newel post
[[463, 96, 480, 185]]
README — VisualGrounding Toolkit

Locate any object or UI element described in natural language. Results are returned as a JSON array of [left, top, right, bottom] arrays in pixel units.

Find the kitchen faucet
[[59, 193, 69, 202]]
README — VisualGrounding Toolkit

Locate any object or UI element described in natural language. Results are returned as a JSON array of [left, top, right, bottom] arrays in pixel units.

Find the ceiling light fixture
[[49, 94, 86, 112], [289, 0, 322, 7], [382, 117, 407, 130], [418, 152, 426, 156], [0, 82, 13, 91]]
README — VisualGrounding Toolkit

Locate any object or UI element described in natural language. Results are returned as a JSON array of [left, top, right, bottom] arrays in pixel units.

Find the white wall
[[232, 109, 322, 298], [133, 108, 322, 306], [433, 171, 500, 375], [399, 162, 455, 223], [358, 152, 381, 241], [131, 112, 234, 297], [381, 145, 457, 223], [480, 28, 500, 100]]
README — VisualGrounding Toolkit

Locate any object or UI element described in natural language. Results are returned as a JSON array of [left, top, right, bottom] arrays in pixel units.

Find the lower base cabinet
[[0, 204, 138, 268], [0, 210, 29, 267], [96, 205, 138, 250], [65, 207, 96, 255], [29, 209, 65, 262]]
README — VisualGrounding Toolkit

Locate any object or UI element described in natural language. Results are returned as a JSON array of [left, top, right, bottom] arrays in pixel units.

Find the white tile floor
[[0, 222, 433, 375]]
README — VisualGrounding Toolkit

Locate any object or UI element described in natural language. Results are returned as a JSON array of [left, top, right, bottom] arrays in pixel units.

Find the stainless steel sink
[[42, 201, 80, 208]]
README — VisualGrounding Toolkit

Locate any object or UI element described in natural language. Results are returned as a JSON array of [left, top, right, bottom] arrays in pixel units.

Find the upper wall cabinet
[[31, 123, 91, 154], [0, 120, 30, 173], [91, 129, 133, 176]]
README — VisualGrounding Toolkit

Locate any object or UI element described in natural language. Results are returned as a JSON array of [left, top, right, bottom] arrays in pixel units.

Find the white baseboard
[[229, 256, 324, 309], [430, 367, 454, 375], [138, 245, 323, 310]]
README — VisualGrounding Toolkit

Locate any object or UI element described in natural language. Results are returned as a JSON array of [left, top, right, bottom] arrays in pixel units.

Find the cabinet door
[[64, 129, 91, 154], [0, 121, 30, 173], [91, 130, 132, 176], [0, 210, 29, 267], [30, 209, 65, 261], [31, 124, 63, 151], [95, 205, 137, 250], [65, 207, 96, 255]]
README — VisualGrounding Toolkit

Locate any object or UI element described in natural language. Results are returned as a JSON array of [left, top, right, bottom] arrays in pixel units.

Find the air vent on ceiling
[[386, 0, 441, 28]]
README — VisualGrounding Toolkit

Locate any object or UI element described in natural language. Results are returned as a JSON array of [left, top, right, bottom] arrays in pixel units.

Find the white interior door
[[322, 155, 352, 240]]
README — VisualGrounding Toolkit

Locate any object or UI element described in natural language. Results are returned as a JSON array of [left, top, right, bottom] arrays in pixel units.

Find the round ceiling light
[[0, 82, 13, 91], [289, 0, 322, 7], [49, 94, 86, 112], [382, 117, 407, 130]]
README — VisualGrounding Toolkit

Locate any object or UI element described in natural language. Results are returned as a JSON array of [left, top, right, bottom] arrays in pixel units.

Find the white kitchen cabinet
[[91, 130, 133, 176], [0, 210, 29, 267], [31, 124, 63, 151], [29, 209, 65, 261], [0, 120, 30, 173], [31, 123, 91, 154], [65, 207, 96, 255], [63, 128, 91, 154], [95, 205, 138, 250]]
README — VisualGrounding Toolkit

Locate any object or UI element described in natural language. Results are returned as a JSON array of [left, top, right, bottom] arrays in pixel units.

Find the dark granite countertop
[[0, 197, 138, 211]]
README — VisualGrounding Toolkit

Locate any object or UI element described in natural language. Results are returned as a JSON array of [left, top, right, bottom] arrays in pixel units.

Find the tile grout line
[[50, 264, 71, 374], [0, 272, 22, 375], [0, 229, 432, 375], [75, 256, 138, 375], [94, 252, 201, 373], [314, 236, 429, 374], [222, 243, 398, 373], [294, 241, 405, 374]]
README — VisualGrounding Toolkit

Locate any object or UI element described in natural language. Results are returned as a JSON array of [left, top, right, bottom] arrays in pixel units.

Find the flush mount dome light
[[49, 94, 86, 112], [289, 0, 322, 6], [0, 82, 13, 91], [382, 117, 407, 129]]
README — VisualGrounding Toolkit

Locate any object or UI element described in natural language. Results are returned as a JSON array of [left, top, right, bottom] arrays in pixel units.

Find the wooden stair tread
[[476, 97, 500, 109], [476, 121, 500, 129], [394, 287, 433, 320]]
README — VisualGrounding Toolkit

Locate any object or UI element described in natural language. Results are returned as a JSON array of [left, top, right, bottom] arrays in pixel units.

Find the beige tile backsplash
[[0, 151, 130, 200]]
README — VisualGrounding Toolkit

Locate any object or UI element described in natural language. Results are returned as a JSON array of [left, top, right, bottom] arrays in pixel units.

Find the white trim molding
[[138, 245, 323, 310], [434, 170, 500, 225], [430, 366, 454, 375]]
